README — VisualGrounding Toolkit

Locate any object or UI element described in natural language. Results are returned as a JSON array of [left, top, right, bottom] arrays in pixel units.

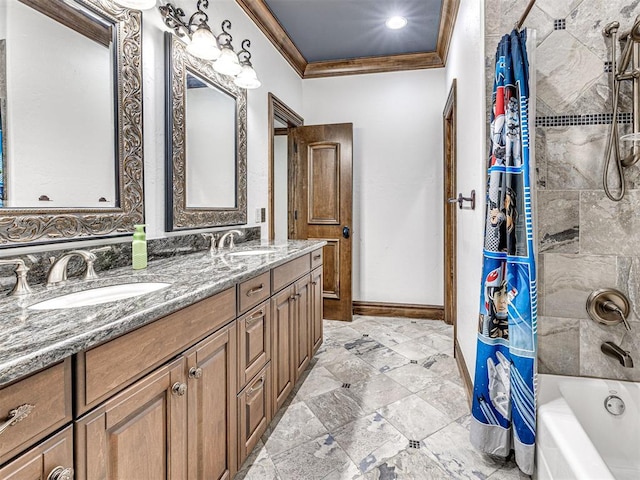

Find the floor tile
[[346, 373, 412, 411], [324, 325, 364, 346], [417, 379, 470, 421], [262, 401, 328, 457], [343, 336, 386, 356], [236, 440, 281, 480], [332, 413, 409, 473], [384, 362, 441, 393], [292, 365, 344, 401], [377, 394, 451, 440], [358, 346, 411, 373], [413, 332, 454, 354], [323, 355, 382, 384], [422, 420, 505, 479], [358, 448, 451, 479], [305, 387, 371, 431], [388, 338, 442, 361], [422, 352, 460, 378], [272, 434, 361, 480]]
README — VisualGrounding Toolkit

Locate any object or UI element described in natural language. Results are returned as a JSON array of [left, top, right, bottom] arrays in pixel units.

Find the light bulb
[[113, 0, 156, 10], [234, 63, 261, 89], [187, 24, 220, 60], [385, 16, 407, 29], [214, 46, 242, 76]]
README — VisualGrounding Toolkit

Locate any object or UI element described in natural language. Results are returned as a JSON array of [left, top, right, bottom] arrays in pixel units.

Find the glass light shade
[[234, 64, 261, 89], [186, 25, 221, 60], [385, 16, 407, 29], [213, 46, 242, 76], [113, 0, 156, 10]]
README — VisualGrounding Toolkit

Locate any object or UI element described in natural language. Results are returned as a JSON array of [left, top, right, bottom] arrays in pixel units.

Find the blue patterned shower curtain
[[470, 29, 537, 475]]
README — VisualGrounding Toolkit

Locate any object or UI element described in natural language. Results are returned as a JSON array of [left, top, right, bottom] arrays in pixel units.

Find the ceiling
[[236, 0, 460, 78]]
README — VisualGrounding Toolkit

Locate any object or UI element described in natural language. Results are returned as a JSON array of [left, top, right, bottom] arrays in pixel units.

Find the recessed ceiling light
[[385, 16, 408, 30]]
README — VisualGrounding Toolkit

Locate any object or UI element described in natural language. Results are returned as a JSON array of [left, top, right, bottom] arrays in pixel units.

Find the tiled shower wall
[[485, 0, 640, 381]]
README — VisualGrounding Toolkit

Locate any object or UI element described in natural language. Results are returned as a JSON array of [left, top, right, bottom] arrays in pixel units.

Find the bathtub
[[536, 374, 640, 480]]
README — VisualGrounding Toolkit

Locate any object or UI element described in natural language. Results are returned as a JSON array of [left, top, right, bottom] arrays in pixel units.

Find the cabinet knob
[[48, 466, 74, 480], [171, 382, 187, 396], [188, 367, 203, 379]]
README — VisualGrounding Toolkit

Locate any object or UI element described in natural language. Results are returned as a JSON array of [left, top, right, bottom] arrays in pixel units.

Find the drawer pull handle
[[246, 310, 264, 324], [48, 466, 74, 480], [0, 403, 35, 435], [290, 295, 296, 302], [248, 376, 264, 394], [247, 284, 264, 296], [313, 254, 321, 260], [171, 382, 187, 396], [311, 281, 317, 285], [188, 367, 203, 379]]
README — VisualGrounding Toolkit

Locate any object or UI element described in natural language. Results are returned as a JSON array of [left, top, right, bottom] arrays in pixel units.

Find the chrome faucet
[[601, 341, 634, 368], [0, 258, 32, 296], [47, 247, 110, 287], [218, 230, 243, 250], [201, 233, 220, 254]]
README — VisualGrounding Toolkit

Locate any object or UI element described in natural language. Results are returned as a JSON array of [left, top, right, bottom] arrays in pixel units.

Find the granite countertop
[[0, 239, 325, 387]]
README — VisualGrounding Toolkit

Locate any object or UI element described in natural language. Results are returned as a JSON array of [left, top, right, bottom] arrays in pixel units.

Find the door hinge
[[294, 210, 298, 220], [293, 142, 298, 153]]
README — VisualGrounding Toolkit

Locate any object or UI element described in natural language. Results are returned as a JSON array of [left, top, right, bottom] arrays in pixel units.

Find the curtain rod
[[515, 0, 536, 30]]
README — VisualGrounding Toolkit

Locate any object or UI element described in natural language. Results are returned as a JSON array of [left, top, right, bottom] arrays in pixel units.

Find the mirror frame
[[165, 33, 247, 232], [0, 0, 144, 247]]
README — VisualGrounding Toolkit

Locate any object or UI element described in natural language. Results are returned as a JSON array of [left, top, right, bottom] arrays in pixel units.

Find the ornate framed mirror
[[0, 0, 144, 247], [165, 33, 247, 231]]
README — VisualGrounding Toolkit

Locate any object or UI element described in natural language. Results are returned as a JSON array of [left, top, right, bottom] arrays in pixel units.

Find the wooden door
[[290, 123, 353, 321], [75, 357, 187, 480], [293, 274, 311, 380], [270, 287, 295, 414], [184, 324, 237, 480], [0, 426, 73, 480], [443, 81, 457, 329], [311, 267, 324, 354]]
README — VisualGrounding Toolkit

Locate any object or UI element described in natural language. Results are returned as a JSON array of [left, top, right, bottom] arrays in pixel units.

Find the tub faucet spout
[[601, 341, 634, 368]]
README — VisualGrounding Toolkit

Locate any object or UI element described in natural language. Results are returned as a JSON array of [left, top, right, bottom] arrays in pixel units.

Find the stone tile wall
[[485, 0, 640, 381]]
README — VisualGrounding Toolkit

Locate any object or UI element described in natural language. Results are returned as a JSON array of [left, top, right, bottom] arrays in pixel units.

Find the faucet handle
[[201, 233, 219, 253], [0, 258, 32, 296], [228, 229, 244, 249]]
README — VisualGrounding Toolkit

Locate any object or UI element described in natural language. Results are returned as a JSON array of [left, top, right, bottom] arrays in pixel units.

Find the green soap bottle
[[132, 224, 147, 270]]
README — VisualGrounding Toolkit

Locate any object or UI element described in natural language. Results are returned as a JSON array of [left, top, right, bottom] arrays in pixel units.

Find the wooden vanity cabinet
[[293, 274, 311, 380], [0, 425, 74, 480], [270, 286, 295, 414], [237, 301, 271, 389], [184, 323, 238, 480], [311, 267, 324, 354], [237, 364, 271, 466]]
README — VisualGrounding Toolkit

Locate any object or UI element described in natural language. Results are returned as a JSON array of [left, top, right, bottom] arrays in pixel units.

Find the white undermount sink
[[28, 282, 171, 310], [226, 249, 278, 257]]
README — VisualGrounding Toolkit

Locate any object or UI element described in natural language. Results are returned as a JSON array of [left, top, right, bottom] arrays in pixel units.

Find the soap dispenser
[[132, 224, 147, 270]]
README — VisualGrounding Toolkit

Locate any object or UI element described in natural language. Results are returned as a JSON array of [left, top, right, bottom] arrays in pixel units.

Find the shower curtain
[[470, 29, 537, 476]]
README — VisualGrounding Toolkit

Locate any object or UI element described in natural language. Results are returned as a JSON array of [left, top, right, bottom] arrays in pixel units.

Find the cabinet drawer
[[237, 301, 271, 390], [76, 287, 236, 414], [311, 248, 323, 270], [237, 363, 271, 466], [0, 425, 73, 480], [0, 359, 72, 465], [238, 271, 271, 314], [271, 254, 310, 293]]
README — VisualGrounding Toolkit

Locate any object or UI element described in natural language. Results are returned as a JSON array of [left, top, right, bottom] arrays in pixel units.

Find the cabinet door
[[0, 425, 73, 480], [237, 365, 271, 466], [311, 267, 324, 354], [184, 324, 237, 480], [294, 275, 311, 380], [270, 287, 295, 414], [75, 357, 187, 480], [237, 301, 271, 389]]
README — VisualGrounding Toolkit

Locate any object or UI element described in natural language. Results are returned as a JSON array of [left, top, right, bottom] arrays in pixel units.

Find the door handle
[[342, 226, 350, 239]]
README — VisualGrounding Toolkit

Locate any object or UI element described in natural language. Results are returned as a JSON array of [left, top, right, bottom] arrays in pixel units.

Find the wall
[[273, 134, 288, 240], [486, 0, 640, 381], [444, 0, 486, 375], [302, 70, 446, 306]]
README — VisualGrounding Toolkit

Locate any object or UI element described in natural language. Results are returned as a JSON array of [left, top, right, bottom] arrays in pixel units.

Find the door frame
[[268, 93, 303, 241], [443, 80, 457, 332]]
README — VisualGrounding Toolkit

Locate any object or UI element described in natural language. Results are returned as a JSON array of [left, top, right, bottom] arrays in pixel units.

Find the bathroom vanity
[[0, 241, 324, 479]]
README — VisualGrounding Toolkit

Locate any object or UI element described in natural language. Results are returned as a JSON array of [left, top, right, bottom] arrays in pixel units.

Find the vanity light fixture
[[113, 0, 156, 10], [159, 1, 260, 88], [234, 40, 261, 89], [385, 15, 408, 30]]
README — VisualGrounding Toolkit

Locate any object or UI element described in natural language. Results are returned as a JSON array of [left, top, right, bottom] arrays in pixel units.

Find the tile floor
[[237, 315, 531, 480]]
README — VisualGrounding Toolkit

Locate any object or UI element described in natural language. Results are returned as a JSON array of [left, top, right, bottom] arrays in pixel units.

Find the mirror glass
[[165, 34, 247, 231], [0, 0, 116, 208], [0, 0, 144, 246], [185, 71, 236, 208]]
